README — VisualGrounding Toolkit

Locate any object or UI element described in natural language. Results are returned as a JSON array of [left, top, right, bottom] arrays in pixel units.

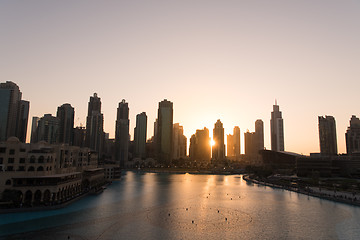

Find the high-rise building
[[318, 116, 337, 155], [270, 101, 284, 152], [255, 119, 264, 151], [156, 99, 173, 164], [212, 119, 225, 160], [345, 115, 360, 155], [245, 120, 264, 156], [227, 134, 234, 157], [36, 114, 59, 144], [115, 100, 130, 167], [17, 100, 29, 143], [134, 112, 147, 159], [30, 117, 39, 143], [244, 130, 256, 155], [189, 127, 211, 162], [227, 126, 241, 158], [57, 103, 74, 145], [173, 123, 187, 160], [85, 93, 104, 155], [73, 126, 86, 148], [0, 81, 29, 142]]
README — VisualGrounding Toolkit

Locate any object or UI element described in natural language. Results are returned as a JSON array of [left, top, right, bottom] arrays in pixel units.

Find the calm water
[[1, 171, 360, 239]]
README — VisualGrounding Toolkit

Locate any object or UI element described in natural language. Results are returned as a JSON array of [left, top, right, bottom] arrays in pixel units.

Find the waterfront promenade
[[243, 175, 360, 207]]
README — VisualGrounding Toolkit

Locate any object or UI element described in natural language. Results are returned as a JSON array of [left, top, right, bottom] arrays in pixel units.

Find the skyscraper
[[345, 115, 360, 155], [189, 127, 211, 162], [270, 101, 284, 152], [85, 93, 104, 155], [0, 81, 29, 142], [245, 120, 265, 156], [57, 103, 74, 145], [318, 116, 337, 155], [156, 99, 173, 164], [255, 119, 264, 151], [173, 123, 187, 160], [134, 112, 147, 159], [36, 114, 59, 144], [227, 126, 241, 158], [115, 99, 130, 167], [244, 130, 256, 155], [212, 119, 225, 160], [30, 116, 39, 143]]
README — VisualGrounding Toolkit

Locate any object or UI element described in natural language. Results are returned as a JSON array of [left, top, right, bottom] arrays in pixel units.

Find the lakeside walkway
[[243, 175, 360, 207]]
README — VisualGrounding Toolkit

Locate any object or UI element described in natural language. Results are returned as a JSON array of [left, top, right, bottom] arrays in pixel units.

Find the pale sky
[[1, 1, 360, 155]]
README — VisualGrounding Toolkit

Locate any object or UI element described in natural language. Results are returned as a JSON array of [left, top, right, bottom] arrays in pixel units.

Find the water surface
[[1, 171, 360, 239]]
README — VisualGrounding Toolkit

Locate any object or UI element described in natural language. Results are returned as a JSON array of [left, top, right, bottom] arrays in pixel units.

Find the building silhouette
[[346, 115, 360, 155], [85, 93, 104, 156], [0, 81, 29, 142], [134, 112, 147, 159], [189, 127, 211, 162], [30, 117, 39, 143], [227, 126, 241, 158], [244, 130, 256, 156], [173, 123, 187, 160], [73, 126, 86, 148], [245, 120, 264, 156], [35, 114, 59, 144], [318, 115, 337, 155], [115, 99, 130, 167], [57, 103, 74, 145], [156, 99, 173, 165], [212, 119, 225, 160], [270, 101, 284, 151], [255, 119, 264, 151]]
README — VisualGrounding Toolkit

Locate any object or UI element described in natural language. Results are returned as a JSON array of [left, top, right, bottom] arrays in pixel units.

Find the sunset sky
[[1, 1, 359, 155]]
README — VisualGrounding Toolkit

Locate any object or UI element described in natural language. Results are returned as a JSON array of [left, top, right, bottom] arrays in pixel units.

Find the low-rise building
[[0, 137, 105, 207]]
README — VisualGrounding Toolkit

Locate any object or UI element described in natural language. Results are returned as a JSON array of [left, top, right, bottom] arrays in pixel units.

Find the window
[[0, 157, 3, 164], [28, 166, 35, 171], [18, 166, 25, 171], [30, 156, 36, 163], [9, 149, 15, 155], [8, 158, 14, 164], [6, 166, 13, 171], [5, 179, 11, 185], [19, 158, 25, 163], [38, 156, 44, 163], [20, 148, 26, 152], [0, 147, 5, 153]]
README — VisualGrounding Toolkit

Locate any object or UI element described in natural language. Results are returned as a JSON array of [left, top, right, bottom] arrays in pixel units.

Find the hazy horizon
[[1, 1, 359, 155]]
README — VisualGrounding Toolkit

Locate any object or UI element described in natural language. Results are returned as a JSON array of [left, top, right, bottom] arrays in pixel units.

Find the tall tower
[[85, 93, 104, 155], [233, 126, 241, 156], [57, 103, 75, 145], [345, 115, 360, 155], [0, 81, 29, 142], [227, 126, 241, 158], [318, 116, 337, 155], [115, 99, 130, 167], [37, 114, 59, 144], [156, 99, 173, 164], [212, 119, 225, 160], [270, 101, 284, 151], [255, 119, 264, 151], [134, 112, 147, 159], [173, 123, 187, 160], [189, 127, 211, 162]]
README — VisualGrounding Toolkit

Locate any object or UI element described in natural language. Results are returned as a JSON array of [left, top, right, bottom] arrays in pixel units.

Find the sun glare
[[210, 139, 215, 146]]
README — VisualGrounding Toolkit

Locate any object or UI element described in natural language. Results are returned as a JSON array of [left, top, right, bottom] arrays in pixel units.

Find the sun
[[210, 139, 215, 146]]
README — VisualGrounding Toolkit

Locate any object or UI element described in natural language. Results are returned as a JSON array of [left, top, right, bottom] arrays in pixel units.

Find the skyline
[[2, 80, 359, 156], [1, 1, 360, 155]]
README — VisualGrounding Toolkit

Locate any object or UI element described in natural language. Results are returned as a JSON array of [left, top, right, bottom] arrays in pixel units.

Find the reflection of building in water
[[0, 137, 105, 207]]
